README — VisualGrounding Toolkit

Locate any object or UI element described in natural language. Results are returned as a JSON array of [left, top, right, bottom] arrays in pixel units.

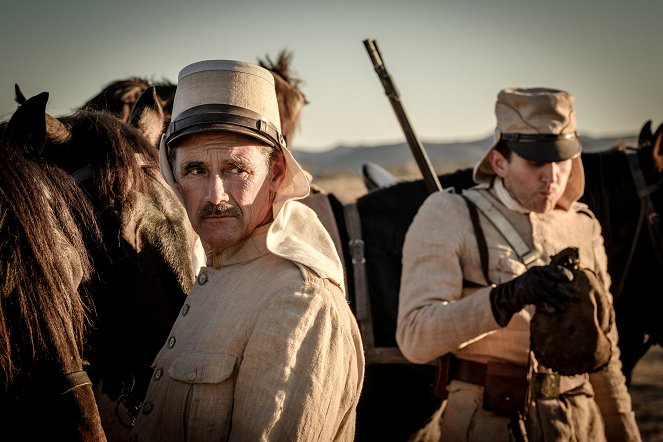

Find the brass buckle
[[531, 372, 560, 400]]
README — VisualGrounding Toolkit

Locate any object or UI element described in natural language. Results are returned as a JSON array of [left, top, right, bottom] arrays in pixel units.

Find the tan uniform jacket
[[131, 202, 365, 441], [397, 183, 640, 442]]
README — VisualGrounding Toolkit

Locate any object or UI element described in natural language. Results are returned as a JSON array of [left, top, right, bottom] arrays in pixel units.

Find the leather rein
[[614, 148, 663, 299]]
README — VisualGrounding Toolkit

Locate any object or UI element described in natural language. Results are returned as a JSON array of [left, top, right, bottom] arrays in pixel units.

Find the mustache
[[198, 203, 242, 219]]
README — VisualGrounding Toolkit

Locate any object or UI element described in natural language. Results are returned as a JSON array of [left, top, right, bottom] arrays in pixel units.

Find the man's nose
[[207, 175, 229, 204], [541, 162, 559, 184]]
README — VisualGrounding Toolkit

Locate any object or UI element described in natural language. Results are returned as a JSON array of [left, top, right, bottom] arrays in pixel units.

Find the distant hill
[[293, 134, 637, 178]]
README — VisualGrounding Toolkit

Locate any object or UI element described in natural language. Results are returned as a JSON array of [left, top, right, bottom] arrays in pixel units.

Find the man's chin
[[196, 218, 238, 238], [198, 216, 236, 227]]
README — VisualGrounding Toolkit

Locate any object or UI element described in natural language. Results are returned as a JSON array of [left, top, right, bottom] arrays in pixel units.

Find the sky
[[1, 0, 662, 152]]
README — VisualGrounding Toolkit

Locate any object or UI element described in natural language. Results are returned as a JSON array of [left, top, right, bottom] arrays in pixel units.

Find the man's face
[[490, 149, 573, 213], [172, 131, 285, 251]]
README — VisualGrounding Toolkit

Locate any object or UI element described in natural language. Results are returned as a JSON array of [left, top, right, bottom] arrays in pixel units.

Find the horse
[[79, 77, 177, 128], [257, 49, 309, 148], [0, 134, 106, 440], [338, 121, 663, 440], [3, 87, 197, 440]]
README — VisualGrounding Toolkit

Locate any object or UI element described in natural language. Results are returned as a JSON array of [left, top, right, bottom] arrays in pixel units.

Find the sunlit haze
[[1, 0, 661, 152]]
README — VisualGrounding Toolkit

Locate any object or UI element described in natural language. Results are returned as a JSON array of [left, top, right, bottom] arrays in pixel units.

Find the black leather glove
[[489, 248, 578, 327]]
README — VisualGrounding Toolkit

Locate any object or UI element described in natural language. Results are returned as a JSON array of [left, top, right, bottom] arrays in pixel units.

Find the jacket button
[[168, 336, 176, 348], [142, 402, 154, 415], [198, 272, 208, 285], [181, 304, 190, 316], [188, 372, 196, 381], [154, 368, 163, 380]]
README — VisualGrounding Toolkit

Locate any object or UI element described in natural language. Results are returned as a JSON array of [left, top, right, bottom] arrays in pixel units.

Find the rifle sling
[[461, 189, 539, 269]]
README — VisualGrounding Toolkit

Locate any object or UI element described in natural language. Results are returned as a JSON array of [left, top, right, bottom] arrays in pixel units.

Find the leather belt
[[449, 357, 587, 399], [449, 357, 487, 386]]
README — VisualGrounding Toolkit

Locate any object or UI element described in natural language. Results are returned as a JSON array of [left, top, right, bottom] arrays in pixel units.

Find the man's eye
[[191, 167, 206, 175], [227, 166, 244, 174]]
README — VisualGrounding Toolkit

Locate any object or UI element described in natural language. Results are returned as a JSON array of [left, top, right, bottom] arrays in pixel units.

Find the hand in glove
[[490, 248, 578, 327]]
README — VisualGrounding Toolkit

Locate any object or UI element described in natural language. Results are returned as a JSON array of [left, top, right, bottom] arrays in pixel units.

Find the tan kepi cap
[[473, 87, 585, 208], [160, 60, 310, 213]]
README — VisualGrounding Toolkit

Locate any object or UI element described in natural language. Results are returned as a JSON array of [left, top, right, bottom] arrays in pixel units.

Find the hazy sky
[[1, 0, 661, 152]]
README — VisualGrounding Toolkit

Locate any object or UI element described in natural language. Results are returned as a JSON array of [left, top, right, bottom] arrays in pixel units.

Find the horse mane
[[0, 141, 100, 385], [258, 50, 308, 146], [81, 77, 176, 124], [48, 109, 161, 211]]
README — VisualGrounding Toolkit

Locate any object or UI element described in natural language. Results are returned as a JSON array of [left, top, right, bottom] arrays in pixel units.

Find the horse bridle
[[70, 153, 149, 184], [614, 148, 663, 299]]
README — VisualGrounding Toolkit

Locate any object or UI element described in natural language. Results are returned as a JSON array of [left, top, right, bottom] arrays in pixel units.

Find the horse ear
[[651, 121, 663, 173], [129, 85, 164, 147], [638, 120, 653, 149], [3, 91, 49, 155], [14, 84, 27, 105]]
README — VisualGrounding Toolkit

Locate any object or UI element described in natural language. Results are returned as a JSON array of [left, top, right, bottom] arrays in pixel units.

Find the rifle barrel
[[363, 39, 442, 194]]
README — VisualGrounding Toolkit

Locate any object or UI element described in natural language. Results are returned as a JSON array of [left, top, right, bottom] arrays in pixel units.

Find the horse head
[[640, 120, 663, 174], [8, 87, 164, 212], [81, 77, 176, 126], [258, 49, 308, 147]]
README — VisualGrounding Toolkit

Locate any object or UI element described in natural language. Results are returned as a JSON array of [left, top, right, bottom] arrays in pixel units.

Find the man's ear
[[489, 149, 509, 178], [269, 150, 287, 192]]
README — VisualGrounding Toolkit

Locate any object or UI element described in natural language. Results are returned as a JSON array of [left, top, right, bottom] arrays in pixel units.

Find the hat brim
[[472, 136, 582, 185], [507, 137, 581, 163], [167, 123, 277, 150]]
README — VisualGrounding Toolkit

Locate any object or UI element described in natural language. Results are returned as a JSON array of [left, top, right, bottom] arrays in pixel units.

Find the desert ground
[[316, 172, 663, 440], [630, 346, 663, 441]]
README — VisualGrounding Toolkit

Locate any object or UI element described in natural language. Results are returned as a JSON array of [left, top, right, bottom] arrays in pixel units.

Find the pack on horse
[[5, 87, 197, 440], [344, 121, 663, 440], [0, 132, 106, 440]]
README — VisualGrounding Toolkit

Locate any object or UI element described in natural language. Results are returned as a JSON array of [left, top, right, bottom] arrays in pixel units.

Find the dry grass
[[312, 174, 367, 203], [311, 166, 426, 203]]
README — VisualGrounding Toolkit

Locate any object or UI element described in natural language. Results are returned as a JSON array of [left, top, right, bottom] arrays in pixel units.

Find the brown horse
[[258, 49, 309, 147], [4, 87, 197, 441], [0, 131, 106, 440]]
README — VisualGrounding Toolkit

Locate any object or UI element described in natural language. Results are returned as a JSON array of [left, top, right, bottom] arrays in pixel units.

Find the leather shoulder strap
[[462, 189, 538, 269], [461, 194, 493, 285]]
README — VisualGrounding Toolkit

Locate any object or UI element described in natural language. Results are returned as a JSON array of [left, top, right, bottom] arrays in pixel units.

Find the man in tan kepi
[[130, 59, 364, 442], [397, 87, 641, 441]]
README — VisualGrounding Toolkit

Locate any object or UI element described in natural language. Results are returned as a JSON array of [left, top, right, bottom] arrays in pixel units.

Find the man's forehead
[[173, 131, 270, 149]]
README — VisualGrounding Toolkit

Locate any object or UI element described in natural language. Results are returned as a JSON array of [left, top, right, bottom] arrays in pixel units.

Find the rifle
[[363, 39, 442, 194]]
